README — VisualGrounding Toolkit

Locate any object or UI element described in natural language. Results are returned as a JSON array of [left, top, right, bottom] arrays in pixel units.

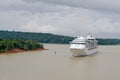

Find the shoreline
[[0, 48, 48, 54]]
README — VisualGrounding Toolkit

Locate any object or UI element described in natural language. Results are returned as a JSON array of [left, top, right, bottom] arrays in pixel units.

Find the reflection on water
[[0, 44, 120, 80]]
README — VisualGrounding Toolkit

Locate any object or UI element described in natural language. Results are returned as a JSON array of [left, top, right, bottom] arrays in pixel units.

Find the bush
[[0, 39, 44, 52]]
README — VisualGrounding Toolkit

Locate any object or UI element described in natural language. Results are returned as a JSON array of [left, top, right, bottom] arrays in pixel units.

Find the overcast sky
[[0, 0, 120, 38]]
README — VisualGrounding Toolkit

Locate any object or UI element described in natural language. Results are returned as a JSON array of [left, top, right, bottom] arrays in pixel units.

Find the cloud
[[23, 0, 120, 13], [0, 0, 70, 14], [18, 9, 120, 38], [0, 0, 120, 38], [1, 0, 120, 14], [20, 15, 57, 32]]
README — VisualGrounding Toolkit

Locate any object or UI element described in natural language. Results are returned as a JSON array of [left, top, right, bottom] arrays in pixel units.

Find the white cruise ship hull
[[70, 48, 98, 57]]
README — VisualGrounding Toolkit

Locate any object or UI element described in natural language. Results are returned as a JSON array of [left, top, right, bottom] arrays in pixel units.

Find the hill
[[0, 30, 120, 45], [0, 30, 74, 44]]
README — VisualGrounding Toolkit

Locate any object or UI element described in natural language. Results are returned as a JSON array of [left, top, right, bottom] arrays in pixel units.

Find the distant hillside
[[0, 30, 74, 44], [97, 38, 120, 45], [0, 30, 120, 45]]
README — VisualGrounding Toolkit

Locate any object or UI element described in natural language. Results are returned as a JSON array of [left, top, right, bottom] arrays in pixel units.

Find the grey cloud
[[0, 0, 70, 14], [2, 0, 120, 14], [23, 0, 120, 13], [18, 10, 120, 38], [0, 0, 120, 38], [1, 0, 120, 14]]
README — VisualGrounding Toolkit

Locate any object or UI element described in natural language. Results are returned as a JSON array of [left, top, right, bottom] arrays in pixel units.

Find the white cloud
[[18, 8, 120, 38], [20, 15, 58, 33]]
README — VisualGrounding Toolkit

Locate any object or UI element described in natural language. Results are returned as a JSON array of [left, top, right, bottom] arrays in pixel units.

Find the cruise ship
[[70, 35, 98, 57]]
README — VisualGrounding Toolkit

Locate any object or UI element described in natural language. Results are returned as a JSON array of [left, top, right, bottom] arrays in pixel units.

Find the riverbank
[[0, 39, 44, 54], [0, 48, 48, 54]]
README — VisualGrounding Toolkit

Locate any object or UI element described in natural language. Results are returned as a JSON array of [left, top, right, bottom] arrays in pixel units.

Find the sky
[[0, 0, 120, 38]]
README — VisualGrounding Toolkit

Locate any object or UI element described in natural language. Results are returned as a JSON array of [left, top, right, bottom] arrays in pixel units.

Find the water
[[0, 44, 120, 80]]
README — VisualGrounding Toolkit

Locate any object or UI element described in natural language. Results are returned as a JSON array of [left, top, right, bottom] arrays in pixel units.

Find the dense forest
[[0, 39, 43, 52], [0, 30, 73, 44], [0, 30, 120, 45], [97, 38, 120, 45]]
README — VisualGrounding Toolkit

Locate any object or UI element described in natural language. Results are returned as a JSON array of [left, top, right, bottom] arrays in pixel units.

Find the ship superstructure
[[70, 35, 98, 56]]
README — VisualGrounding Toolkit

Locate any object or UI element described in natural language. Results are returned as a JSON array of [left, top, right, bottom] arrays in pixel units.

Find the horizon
[[0, 0, 120, 38]]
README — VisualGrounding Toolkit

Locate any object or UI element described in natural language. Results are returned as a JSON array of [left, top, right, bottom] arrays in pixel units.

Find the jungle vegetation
[[0, 30, 120, 45], [0, 39, 43, 52]]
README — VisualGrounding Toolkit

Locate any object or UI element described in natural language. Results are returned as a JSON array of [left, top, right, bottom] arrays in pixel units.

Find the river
[[0, 44, 120, 80]]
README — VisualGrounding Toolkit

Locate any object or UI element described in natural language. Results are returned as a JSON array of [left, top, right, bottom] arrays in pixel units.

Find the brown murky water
[[0, 44, 120, 80]]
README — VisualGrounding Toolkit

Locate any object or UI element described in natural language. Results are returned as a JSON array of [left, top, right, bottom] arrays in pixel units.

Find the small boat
[[70, 34, 98, 57]]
